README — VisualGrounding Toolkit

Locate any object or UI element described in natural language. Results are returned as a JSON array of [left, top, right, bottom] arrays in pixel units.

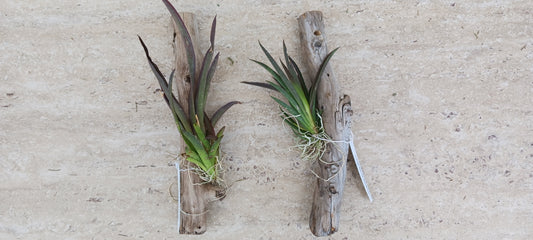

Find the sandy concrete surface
[[1, 0, 532, 239]]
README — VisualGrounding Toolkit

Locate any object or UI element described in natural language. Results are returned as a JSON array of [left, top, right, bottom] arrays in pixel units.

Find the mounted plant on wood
[[244, 11, 372, 237], [138, 0, 239, 234], [243, 40, 345, 236]]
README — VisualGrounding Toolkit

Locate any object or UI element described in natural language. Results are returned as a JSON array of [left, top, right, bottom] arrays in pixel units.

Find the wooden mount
[[171, 13, 208, 235], [298, 11, 353, 237]]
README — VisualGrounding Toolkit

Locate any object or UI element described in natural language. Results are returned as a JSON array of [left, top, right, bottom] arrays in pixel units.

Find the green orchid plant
[[243, 42, 338, 160], [139, 0, 239, 184]]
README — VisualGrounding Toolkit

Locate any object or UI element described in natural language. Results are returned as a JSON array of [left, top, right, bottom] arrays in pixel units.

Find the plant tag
[[175, 162, 182, 231], [349, 132, 373, 202]]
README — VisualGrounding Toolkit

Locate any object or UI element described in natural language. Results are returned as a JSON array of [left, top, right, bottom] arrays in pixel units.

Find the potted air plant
[[138, 0, 239, 234]]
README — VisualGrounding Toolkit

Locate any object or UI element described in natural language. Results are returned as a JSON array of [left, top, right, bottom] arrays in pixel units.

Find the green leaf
[[282, 41, 298, 85], [192, 117, 210, 150], [208, 137, 222, 162], [282, 42, 294, 76], [178, 125, 194, 149], [309, 47, 339, 117], [181, 129, 210, 167], [166, 70, 181, 124], [186, 151, 207, 171], [188, 86, 196, 126], [250, 55, 314, 132], [216, 126, 225, 138], [272, 96, 313, 133], [250, 59, 303, 110], [258, 41, 288, 83], [138, 36, 192, 133], [254, 44, 304, 109], [208, 126, 225, 165], [195, 47, 214, 131], [211, 101, 241, 126], [288, 56, 309, 98], [203, 112, 216, 141], [210, 16, 216, 50], [162, 0, 198, 122], [162, 0, 196, 88], [241, 81, 277, 91], [204, 52, 220, 101], [281, 111, 302, 134], [265, 80, 301, 114], [271, 96, 299, 118]]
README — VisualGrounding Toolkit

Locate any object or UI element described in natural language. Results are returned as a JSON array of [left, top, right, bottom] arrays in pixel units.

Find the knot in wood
[[328, 185, 338, 194], [314, 40, 323, 48], [194, 225, 206, 234], [330, 164, 339, 174]]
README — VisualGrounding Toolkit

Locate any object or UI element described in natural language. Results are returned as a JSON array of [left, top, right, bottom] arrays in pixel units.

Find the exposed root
[[281, 111, 330, 162], [183, 155, 227, 188], [281, 111, 353, 182]]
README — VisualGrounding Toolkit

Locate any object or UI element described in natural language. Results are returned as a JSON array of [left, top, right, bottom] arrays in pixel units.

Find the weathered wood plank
[[172, 13, 208, 235], [298, 11, 353, 237]]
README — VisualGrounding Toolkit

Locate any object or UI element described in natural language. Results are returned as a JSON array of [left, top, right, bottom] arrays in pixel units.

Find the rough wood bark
[[298, 11, 353, 237], [172, 13, 208, 235]]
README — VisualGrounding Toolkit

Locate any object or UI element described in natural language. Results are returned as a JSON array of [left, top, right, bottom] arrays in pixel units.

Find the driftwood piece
[[298, 11, 353, 237], [172, 13, 208, 235]]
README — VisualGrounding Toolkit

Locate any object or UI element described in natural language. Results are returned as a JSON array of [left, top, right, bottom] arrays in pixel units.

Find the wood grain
[[172, 13, 208, 235], [298, 11, 353, 237]]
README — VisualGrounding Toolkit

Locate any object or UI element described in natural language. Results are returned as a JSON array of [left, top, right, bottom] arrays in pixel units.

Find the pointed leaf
[[188, 83, 196, 124], [254, 48, 301, 103], [193, 116, 210, 150], [162, 0, 196, 86], [181, 129, 210, 167], [258, 41, 289, 83], [271, 96, 299, 117], [216, 126, 225, 138], [210, 101, 241, 126], [272, 96, 314, 133], [208, 126, 225, 164], [281, 111, 302, 133], [186, 152, 207, 171], [241, 81, 277, 91], [309, 47, 339, 117], [204, 52, 220, 101], [203, 113, 217, 141], [250, 59, 302, 108], [280, 60, 296, 83], [166, 70, 181, 125], [138, 36, 192, 133], [265, 80, 301, 113], [208, 137, 222, 161], [282, 41, 298, 84], [210, 16, 216, 50], [279, 60, 310, 114], [288, 56, 309, 98], [195, 47, 214, 131]]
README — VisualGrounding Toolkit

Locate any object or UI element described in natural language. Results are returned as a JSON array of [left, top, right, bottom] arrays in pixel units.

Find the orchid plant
[[139, 0, 239, 184], [243, 42, 338, 160]]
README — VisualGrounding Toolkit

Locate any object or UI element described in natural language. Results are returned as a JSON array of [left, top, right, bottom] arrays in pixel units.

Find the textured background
[[1, 0, 532, 239]]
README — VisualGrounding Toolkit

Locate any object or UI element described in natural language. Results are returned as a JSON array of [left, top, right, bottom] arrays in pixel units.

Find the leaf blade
[[309, 47, 339, 117], [241, 81, 278, 91], [162, 0, 196, 89], [195, 47, 214, 131], [210, 101, 241, 127], [138, 36, 192, 132]]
